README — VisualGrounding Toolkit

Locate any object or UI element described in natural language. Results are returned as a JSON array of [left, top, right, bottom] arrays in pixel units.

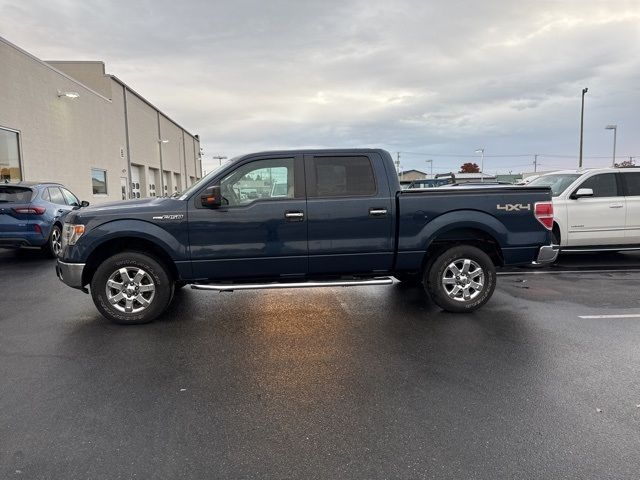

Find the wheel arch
[[82, 236, 179, 286], [422, 226, 505, 270]]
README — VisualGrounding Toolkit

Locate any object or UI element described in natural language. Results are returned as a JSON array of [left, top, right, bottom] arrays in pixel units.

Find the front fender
[[63, 219, 188, 263]]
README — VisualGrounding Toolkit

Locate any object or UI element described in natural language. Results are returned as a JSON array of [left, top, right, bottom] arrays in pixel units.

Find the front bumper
[[534, 245, 559, 265], [56, 260, 86, 289]]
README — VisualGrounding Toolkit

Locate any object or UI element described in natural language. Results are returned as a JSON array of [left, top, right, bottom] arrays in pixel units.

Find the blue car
[[0, 182, 88, 257]]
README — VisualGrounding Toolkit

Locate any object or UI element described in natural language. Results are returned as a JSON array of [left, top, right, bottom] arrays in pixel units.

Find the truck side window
[[622, 172, 640, 196], [309, 156, 376, 197], [576, 173, 619, 197], [220, 158, 294, 207]]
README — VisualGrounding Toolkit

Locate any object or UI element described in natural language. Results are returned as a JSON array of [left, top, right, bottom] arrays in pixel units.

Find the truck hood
[[65, 196, 186, 226], [82, 197, 173, 213]]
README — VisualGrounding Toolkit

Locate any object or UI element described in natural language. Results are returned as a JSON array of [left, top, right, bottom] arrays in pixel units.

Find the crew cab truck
[[56, 149, 557, 324]]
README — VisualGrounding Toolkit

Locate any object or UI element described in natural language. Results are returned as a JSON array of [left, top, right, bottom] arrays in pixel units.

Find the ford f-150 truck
[[56, 149, 557, 324]]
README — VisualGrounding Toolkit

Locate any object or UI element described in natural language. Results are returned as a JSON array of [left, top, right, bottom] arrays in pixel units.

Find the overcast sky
[[1, 0, 638, 174]]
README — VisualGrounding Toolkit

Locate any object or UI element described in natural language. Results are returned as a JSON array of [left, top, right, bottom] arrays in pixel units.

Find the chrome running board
[[190, 277, 394, 292]]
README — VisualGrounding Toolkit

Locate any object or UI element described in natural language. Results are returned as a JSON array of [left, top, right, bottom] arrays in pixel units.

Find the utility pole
[[212, 155, 227, 167], [396, 152, 402, 180], [579, 87, 588, 168], [605, 125, 617, 167], [534, 154, 538, 173], [425, 159, 433, 178], [475, 148, 485, 182]]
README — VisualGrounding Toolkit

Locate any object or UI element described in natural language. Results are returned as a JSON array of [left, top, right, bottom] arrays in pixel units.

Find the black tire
[[90, 251, 174, 325], [425, 245, 496, 313], [394, 272, 422, 286], [42, 224, 62, 258], [551, 224, 561, 245]]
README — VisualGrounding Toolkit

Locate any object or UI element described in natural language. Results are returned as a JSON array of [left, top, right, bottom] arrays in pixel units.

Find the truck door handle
[[285, 211, 304, 221], [369, 208, 388, 217], [609, 204, 624, 208]]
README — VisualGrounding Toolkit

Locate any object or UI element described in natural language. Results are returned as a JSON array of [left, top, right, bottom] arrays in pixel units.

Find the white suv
[[528, 168, 640, 251]]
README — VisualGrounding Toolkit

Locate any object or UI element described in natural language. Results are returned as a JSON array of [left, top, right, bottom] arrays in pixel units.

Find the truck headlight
[[62, 223, 85, 247]]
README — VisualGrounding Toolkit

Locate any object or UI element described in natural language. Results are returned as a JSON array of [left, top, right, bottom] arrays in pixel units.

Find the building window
[[91, 168, 108, 195], [0, 127, 22, 183]]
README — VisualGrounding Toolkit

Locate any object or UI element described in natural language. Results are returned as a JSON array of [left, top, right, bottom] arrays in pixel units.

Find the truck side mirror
[[571, 188, 594, 199], [201, 185, 222, 208]]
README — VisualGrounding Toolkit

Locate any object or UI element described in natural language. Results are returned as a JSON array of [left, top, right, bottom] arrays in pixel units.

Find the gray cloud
[[2, 0, 638, 173]]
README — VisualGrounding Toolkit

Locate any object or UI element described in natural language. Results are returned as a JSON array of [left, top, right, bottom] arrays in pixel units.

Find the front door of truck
[[188, 155, 308, 280], [566, 173, 626, 246], [303, 153, 395, 274]]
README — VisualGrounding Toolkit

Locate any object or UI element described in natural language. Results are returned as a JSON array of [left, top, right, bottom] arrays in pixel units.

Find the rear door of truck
[[304, 152, 395, 274]]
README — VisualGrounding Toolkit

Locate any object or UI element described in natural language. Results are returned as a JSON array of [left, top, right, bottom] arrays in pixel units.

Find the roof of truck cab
[[239, 148, 389, 157], [537, 167, 640, 175]]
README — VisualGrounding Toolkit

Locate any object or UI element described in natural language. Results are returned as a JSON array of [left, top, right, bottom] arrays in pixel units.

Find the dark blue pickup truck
[[57, 149, 557, 324]]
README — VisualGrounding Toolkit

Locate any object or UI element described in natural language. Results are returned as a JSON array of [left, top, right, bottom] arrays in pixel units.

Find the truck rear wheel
[[425, 245, 496, 313], [90, 251, 174, 324]]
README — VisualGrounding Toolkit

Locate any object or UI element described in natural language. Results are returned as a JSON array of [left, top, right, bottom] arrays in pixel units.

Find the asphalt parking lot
[[1, 250, 640, 479]]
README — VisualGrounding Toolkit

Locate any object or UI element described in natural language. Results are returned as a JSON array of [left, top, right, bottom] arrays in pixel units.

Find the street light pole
[[605, 125, 617, 167], [425, 159, 433, 178], [579, 87, 588, 168], [475, 148, 484, 182]]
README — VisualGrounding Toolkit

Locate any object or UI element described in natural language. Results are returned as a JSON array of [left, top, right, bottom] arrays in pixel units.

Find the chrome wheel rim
[[442, 258, 485, 302], [106, 267, 156, 313], [51, 228, 61, 256]]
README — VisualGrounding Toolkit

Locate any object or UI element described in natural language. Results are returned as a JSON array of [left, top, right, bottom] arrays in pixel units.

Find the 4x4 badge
[[497, 204, 531, 212]]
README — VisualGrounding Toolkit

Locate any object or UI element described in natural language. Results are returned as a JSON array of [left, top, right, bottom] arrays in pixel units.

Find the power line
[[398, 151, 639, 159]]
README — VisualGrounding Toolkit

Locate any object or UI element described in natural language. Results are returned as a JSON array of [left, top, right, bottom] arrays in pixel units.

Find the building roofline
[[109, 75, 199, 141], [0, 35, 112, 102], [0, 35, 200, 143]]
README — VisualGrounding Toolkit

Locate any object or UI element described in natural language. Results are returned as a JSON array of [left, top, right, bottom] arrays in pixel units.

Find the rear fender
[[413, 210, 509, 252]]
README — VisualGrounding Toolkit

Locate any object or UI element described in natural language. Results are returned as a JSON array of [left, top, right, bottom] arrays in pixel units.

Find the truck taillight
[[12, 206, 46, 215], [534, 202, 554, 230]]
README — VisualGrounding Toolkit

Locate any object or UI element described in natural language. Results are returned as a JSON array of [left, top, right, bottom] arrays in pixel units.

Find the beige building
[[0, 36, 202, 204]]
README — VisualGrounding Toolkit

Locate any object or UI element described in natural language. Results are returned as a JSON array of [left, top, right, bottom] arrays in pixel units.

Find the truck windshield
[[528, 174, 581, 196], [178, 160, 235, 200]]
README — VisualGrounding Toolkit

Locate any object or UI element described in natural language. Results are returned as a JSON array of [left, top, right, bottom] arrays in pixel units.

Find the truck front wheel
[[425, 245, 496, 313], [90, 251, 174, 324]]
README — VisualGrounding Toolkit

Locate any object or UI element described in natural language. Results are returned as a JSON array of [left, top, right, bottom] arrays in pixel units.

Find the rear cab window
[[0, 186, 34, 203], [307, 156, 377, 197], [621, 172, 640, 196]]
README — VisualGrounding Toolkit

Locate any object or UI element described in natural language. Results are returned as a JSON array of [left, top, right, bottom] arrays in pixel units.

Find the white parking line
[[497, 268, 640, 276], [579, 314, 640, 319]]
